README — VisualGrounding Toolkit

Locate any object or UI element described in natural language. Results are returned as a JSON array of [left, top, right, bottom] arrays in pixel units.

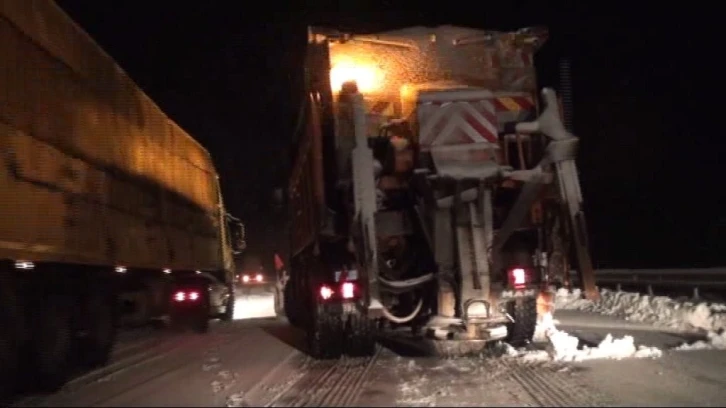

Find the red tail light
[[508, 267, 528, 289], [341, 282, 355, 299], [173, 290, 200, 302], [319, 285, 334, 300]]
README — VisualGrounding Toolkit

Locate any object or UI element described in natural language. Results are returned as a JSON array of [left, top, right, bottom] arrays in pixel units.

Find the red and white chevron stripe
[[418, 99, 499, 147]]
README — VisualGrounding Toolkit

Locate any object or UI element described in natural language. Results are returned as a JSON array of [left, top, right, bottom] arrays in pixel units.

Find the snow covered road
[[9, 291, 726, 407]]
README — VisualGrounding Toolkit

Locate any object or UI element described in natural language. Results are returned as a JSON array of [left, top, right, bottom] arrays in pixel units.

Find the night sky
[[54, 2, 722, 269]]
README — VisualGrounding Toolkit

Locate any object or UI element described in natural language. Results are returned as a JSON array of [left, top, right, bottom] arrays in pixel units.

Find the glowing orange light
[[329, 56, 383, 94]]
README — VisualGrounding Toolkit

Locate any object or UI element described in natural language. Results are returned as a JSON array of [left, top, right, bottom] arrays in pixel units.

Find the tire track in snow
[[86, 332, 236, 407], [504, 359, 613, 407], [11, 330, 180, 407], [225, 349, 307, 407], [269, 347, 381, 407]]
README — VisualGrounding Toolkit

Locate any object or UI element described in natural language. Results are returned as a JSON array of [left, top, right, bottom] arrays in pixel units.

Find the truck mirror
[[232, 221, 246, 253]]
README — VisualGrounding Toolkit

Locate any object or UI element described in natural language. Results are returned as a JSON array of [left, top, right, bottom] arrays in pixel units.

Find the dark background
[[54, 2, 723, 269]]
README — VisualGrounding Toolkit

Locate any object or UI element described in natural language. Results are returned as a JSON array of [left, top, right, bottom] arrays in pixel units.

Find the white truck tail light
[[341, 282, 355, 299]]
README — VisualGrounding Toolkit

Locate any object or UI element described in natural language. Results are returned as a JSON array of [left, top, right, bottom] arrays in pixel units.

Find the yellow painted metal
[[0, 0, 224, 271]]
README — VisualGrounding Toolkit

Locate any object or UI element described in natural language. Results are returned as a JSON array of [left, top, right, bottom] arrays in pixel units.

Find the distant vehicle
[[170, 271, 235, 332], [239, 270, 266, 285]]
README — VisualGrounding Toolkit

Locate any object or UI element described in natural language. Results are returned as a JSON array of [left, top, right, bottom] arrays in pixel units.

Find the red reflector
[[319, 285, 333, 300], [511, 267, 527, 286], [341, 282, 355, 299]]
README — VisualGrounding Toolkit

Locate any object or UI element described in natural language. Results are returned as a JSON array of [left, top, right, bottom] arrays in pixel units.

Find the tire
[[193, 290, 211, 334], [308, 304, 343, 360], [220, 289, 235, 322], [283, 281, 300, 328], [31, 294, 74, 392], [345, 312, 376, 357], [193, 313, 210, 334], [0, 272, 22, 399], [78, 287, 117, 368], [505, 297, 537, 347]]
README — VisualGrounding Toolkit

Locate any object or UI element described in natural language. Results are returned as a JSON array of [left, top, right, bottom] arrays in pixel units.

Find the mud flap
[[349, 92, 383, 316]]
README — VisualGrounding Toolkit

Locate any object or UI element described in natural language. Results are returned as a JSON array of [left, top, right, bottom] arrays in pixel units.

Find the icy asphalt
[[9, 288, 726, 407]]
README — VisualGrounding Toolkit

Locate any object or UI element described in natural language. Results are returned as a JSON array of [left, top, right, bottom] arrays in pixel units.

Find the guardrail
[[569, 268, 726, 299]]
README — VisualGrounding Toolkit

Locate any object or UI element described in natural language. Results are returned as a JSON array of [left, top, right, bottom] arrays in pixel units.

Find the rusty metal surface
[[0, 0, 223, 271]]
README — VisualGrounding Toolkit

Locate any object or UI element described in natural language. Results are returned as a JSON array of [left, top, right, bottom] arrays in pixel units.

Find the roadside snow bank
[[507, 312, 662, 362], [675, 330, 726, 351], [555, 288, 726, 333]]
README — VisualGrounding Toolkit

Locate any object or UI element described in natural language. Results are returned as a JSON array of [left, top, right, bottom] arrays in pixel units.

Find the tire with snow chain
[[505, 297, 537, 347], [345, 312, 376, 357], [308, 304, 343, 360]]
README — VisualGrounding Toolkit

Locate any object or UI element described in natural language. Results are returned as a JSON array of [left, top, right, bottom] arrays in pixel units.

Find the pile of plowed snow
[[555, 287, 726, 350], [674, 330, 726, 350], [505, 312, 663, 362]]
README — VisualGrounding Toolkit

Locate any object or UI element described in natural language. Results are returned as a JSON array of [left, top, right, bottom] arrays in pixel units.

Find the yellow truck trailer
[[0, 0, 244, 395]]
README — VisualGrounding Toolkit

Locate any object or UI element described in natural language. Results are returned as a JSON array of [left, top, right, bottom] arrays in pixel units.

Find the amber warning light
[[329, 55, 384, 94]]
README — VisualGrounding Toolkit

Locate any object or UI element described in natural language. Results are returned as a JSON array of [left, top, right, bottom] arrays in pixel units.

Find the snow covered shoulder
[[504, 312, 663, 362], [554, 287, 726, 350]]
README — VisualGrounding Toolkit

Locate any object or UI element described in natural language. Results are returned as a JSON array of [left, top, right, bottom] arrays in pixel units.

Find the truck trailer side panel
[[0, 0, 223, 272]]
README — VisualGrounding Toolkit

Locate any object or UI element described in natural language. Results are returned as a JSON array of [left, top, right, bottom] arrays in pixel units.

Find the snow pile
[[675, 330, 726, 351], [506, 312, 662, 362], [555, 288, 726, 333]]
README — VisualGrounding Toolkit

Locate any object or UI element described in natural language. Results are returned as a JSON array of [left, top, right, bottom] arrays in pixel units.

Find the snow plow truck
[[282, 25, 598, 359]]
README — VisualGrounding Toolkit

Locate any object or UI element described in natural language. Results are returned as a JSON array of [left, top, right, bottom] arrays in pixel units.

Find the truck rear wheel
[[32, 293, 73, 392], [193, 313, 210, 334], [345, 312, 376, 357], [505, 297, 537, 347], [308, 304, 343, 360], [79, 288, 117, 368], [283, 281, 301, 327], [193, 289, 211, 334]]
